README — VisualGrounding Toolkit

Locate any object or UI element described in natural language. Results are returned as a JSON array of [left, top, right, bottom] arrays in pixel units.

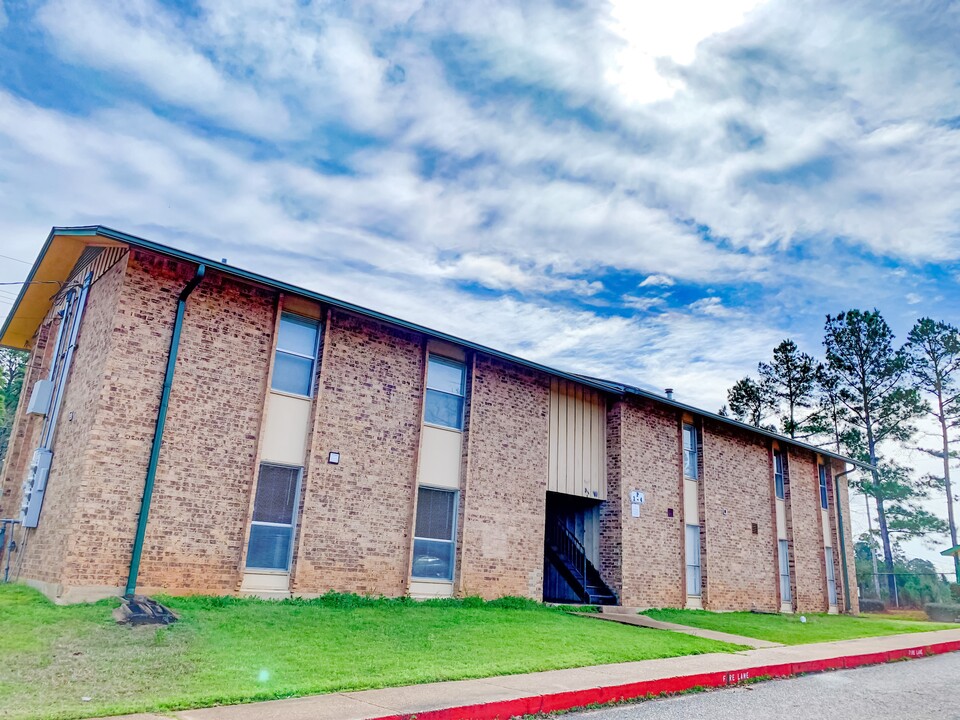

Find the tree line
[[719, 311, 960, 598], [0, 349, 27, 466]]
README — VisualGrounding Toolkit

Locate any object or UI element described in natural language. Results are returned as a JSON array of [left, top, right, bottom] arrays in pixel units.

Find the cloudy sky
[[1, 0, 958, 567]]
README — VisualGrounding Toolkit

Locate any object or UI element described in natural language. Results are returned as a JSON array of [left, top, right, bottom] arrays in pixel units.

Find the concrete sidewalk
[[124, 628, 960, 720], [574, 609, 783, 649]]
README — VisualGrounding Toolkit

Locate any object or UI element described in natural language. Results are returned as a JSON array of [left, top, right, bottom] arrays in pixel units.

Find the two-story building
[[0, 226, 860, 613]]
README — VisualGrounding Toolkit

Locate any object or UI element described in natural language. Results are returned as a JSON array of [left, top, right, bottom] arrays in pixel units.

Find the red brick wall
[[294, 310, 424, 597], [599, 401, 624, 598], [1, 257, 127, 591], [608, 397, 685, 608], [136, 258, 276, 593], [787, 448, 829, 612], [701, 419, 779, 611], [458, 356, 549, 599], [56, 251, 277, 594], [0, 318, 53, 519], [831, 458, 860, 613]]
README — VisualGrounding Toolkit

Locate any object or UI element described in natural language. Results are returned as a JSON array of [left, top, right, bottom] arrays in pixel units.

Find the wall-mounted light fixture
[[328, 451, 340, 465]]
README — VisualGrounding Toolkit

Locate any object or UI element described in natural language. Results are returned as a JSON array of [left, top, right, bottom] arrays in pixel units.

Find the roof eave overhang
[[2, 225, 869, 471]]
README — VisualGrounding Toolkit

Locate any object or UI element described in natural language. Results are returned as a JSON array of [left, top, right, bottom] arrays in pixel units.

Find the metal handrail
[[547, 519, 587, 587]]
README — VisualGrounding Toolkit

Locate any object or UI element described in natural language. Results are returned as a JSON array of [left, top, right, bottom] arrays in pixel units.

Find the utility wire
[[0, 253, 30, 265]]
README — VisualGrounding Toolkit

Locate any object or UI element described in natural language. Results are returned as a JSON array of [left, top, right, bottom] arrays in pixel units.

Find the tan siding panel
[[548, 380, 606, 499], [547, 378, 560, 492]]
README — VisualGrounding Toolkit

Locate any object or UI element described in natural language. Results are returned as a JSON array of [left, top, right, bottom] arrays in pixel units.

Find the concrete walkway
[[115, 628, 960, 720], [574, 609, 783, 649]]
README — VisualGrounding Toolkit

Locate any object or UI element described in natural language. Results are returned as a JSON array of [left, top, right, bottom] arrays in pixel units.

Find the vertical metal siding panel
[[558, 381, 569, 494], [586, 389, 595, 498], [574, 384, 583, 495], [548, 381, 607, 500], [548, 378, 558, 493]]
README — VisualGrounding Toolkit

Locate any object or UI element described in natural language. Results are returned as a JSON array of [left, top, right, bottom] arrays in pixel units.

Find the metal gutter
[[124, 263, 206, 597], [833, 465, 856, 613], [5, 226, 868, 470]]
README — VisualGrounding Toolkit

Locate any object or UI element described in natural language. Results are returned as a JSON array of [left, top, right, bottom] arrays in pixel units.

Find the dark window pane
[[278, 313, 319, 356], [427, 357, 464, 395], [424, 389, 463, 429], [252, 465, 300, 524], [415, 488, 455, 540], [411, 538, 454, 580], [272, 352, 313, 395], [246, 524, 293, 570]]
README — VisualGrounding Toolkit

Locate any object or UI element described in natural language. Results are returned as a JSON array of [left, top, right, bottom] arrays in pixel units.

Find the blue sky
[[0, 0, 958, 564]]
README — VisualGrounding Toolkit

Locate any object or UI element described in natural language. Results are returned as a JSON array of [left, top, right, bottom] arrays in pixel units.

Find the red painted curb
[[376, 639, 960, 720]]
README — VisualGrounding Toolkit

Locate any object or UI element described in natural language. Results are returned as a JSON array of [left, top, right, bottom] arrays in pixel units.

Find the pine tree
[[906, 318, 960, 581], [758, 339, 821, 439], [726, 376, 775, 428], [823, 309, 927, 600]]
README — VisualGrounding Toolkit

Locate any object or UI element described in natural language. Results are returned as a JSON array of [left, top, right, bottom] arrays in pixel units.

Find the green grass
[[0, 585, 741, 720], [643, 607, 960, 645]]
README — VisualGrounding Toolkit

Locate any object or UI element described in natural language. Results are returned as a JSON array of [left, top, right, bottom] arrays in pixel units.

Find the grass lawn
[[0, 585, 742, 720], [644, 607, 960, 645]]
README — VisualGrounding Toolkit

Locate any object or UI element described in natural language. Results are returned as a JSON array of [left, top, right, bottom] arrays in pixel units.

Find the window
[[246, 464, 301, 571], [774, 450, 785, 500], [272, 313, 320, 397], [424, 355, 465, 430], [778, 539, 792, 603], [818, 464, 829, 509], [685, 524, 701, 596], [682, 423, 699, 480], [411, 488, 457, 580], [825, 547, 837, 606]]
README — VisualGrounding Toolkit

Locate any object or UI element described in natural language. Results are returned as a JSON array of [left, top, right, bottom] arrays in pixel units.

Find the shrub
[[924, 603, 960, 623], [950, 584, 960, 603], [858, 598, 886, 613]]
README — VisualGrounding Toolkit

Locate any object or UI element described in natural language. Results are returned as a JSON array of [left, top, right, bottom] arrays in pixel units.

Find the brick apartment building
[[0, 226, 860, 613]]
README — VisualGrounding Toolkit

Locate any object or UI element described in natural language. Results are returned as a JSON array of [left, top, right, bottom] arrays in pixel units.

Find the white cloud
[[36, 0, 291, 138], [687, 296, 734, 318], [639, 274, 676, 288], [605, 0, 766, 103]]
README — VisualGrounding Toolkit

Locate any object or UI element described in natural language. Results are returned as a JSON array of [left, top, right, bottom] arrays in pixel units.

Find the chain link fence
[[858, 571, 958, 609]]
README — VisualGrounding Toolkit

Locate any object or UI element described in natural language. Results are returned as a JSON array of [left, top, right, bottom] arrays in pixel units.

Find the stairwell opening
[[543, 492, 617, 605]]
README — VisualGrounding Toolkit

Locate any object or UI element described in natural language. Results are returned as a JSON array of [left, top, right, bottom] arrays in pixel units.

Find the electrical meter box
[[21, 448, 53, 528], [26, 379, 54, 416]]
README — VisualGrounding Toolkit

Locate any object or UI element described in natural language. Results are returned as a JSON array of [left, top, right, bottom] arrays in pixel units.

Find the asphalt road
[[560, 652, 960, 720]]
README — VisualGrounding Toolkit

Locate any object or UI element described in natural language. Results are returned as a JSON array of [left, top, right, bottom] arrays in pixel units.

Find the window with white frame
[[271, 312, 320, 397], [246, 463, 302, 571], [825, 547, 837, 606], [411, 487, 457, 581], [774, 450, 785, 500], [682, 423, 699, 480], [424, 355, 466, 430], [778, 538, 792, 602], [818, 463, 829, 509], [685, 524, 701, 596]]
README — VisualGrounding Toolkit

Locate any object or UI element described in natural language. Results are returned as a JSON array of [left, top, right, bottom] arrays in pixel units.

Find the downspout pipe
[[834, 464, 857, 613], [125, 264, 206, 598]]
